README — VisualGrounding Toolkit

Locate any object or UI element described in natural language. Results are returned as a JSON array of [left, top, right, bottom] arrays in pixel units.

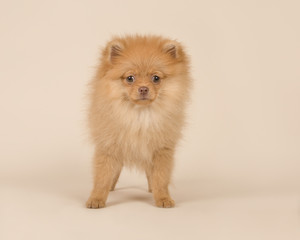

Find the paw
[[155, 197, 175, 208], [86, 198, 106, 209]]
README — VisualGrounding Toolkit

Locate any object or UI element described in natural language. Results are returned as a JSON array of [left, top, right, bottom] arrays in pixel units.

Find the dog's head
[[99, 35, 190, 107]]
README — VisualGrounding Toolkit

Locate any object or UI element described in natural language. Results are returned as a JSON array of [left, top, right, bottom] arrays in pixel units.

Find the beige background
[[1, 0, 299, 239]]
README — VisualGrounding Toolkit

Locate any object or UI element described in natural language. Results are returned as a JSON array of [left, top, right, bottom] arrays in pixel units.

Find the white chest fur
[[111, 103, 166, 167]]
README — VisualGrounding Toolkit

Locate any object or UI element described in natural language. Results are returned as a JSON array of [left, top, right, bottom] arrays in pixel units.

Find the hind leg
[[110, 166, 122, 191], [145, 167, 153, 193]]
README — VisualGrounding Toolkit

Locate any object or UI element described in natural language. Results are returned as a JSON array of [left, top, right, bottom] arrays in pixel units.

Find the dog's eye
[[152, 75, 160, 84], [126, 75, 135, 83]]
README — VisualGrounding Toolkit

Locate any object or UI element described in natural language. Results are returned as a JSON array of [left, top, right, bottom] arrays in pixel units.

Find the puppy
[[86, 35, 191, 208]]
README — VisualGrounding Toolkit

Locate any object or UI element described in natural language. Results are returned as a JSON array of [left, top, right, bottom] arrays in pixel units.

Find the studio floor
[[1, 169, 299, 240]]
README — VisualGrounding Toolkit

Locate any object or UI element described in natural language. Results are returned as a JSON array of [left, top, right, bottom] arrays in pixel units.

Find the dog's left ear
[[163, 41, 181, 59], [107, 40, 124, 63]]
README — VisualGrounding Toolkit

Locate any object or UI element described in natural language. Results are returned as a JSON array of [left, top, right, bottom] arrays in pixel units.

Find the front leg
[[150, 147, 175, 208], [86, 151, 120, 208]]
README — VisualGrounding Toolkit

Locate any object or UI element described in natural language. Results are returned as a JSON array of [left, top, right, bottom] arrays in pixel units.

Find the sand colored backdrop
[[0, 0, 299, 239]]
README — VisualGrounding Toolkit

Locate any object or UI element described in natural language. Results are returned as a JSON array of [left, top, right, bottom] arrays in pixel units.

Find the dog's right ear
[[107, 40, 124, 63]]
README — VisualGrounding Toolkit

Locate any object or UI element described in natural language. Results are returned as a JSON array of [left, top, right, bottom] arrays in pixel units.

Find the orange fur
[[86, 35, 191, 208]]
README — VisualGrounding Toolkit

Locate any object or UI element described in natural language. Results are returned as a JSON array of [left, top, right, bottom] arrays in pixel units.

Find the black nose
[[138, 86, 149, 96]]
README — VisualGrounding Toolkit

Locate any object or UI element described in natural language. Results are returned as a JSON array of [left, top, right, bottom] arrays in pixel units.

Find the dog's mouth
[[134, 99, 152, 105], [139, 96, 150, 100], [131, 96, 155, 105], [123, 92, 157, 105]]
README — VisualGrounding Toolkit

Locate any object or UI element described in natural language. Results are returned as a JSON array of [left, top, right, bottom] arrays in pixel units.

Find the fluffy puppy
[[86, 35, 191, 208]]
